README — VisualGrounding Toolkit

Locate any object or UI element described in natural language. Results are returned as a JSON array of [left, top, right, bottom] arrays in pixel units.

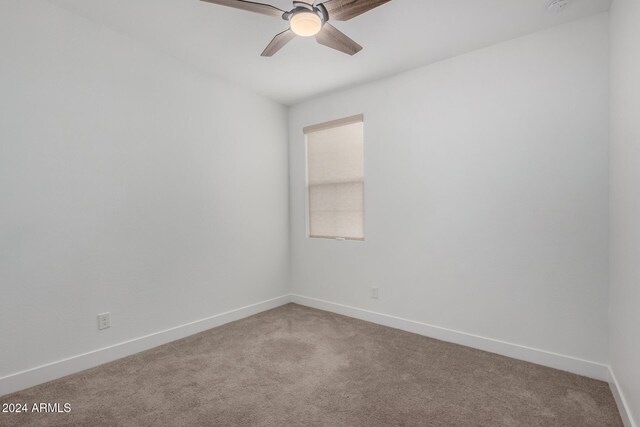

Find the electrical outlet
[[97, 313, 111, 330], [371, 287, 379, 299]]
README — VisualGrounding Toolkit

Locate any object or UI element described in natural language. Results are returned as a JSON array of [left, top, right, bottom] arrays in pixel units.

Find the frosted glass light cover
[[290, 12, 323, 37]]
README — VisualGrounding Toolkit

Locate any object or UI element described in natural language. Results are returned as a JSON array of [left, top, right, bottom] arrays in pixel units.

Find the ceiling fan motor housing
[[285, 2, 328, 22]]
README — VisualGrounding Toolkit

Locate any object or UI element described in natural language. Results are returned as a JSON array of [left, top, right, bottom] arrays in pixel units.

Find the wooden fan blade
[[315, 23, 362, 55], [319, 0, 391, 21], [261, 29, 297, 56], [200, 0, 285, 18]]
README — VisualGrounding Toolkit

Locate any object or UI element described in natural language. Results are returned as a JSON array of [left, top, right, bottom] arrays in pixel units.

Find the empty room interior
[[0, 0, 638, 425]]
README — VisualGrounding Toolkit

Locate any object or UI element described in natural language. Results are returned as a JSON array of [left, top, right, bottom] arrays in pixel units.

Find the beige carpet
[[0, 304, 622, 426]]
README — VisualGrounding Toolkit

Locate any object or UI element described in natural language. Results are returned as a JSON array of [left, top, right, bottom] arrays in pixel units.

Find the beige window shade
[[305, 115, 364, 240]]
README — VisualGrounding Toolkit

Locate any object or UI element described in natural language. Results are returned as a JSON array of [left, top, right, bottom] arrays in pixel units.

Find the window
[[305, 115, 364, 241]]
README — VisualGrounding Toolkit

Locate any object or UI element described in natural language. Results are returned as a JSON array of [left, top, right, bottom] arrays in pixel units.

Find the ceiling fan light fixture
[[290, 11, 323, 37], [200, 0, 391, 56]]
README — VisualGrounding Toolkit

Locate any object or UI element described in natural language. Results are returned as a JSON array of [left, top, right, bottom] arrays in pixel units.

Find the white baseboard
[[0, 295, 291, 397], [609, 367, 638, 427], [290, 294, 610, 382]]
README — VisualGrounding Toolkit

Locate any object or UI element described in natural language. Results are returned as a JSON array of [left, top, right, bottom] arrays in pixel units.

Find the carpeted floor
[[0, 303, 622, 426]]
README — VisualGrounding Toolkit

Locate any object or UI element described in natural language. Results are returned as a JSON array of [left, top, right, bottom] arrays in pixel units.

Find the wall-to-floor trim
[[609, 367, 638, 427], [290, 294, 610, 382], [0, 295, 291, 397]]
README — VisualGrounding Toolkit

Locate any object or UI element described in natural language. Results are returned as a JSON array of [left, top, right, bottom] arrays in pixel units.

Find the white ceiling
[[47, 0, 611, 105]]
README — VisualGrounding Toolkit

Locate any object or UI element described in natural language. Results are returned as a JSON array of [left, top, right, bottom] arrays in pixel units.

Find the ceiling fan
[[200, 0, 391, 57]]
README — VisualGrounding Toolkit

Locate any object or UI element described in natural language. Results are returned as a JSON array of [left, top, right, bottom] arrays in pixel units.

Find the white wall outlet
[[97, 313, 111, 330], [371, 287, 379, 299]]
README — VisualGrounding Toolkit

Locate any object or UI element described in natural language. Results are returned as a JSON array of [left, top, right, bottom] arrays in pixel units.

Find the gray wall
[[610, 0, 640, 423], [289, 14, 610, 364], [0, 0, 289, 378]]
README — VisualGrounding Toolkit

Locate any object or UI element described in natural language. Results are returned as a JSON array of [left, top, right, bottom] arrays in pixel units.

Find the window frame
[[304, 114, 365, 242]]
